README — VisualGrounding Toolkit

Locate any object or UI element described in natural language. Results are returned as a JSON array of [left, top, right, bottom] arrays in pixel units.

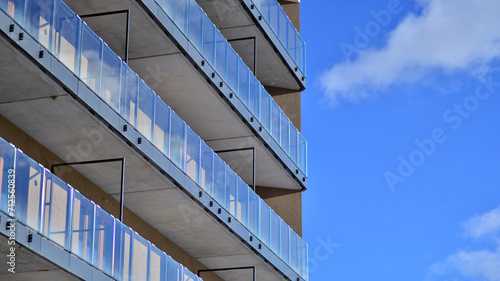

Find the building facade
[[0, 0, 307, 280]]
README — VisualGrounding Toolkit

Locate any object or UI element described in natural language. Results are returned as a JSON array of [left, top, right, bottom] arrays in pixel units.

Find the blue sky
[[301, 0, 500, 280]]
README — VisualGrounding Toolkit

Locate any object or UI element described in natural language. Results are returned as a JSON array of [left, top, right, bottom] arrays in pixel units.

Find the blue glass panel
[[131, 233, 149, 280], [173, 0, 188, 33], [188, 2, 203, 51], [215, 31, 227, 80], [157, 0, 173, 18], [287, 21, 297, 60], [184, 269, 197, 281], [260, 0, 271, 23], [43, 173, 72, 249], [137, 82, 155, 141], [289, 125, 298, 164], [271, 100, 280, 142], [101, 45, 122, 112], [225, 167, 237, 217], [149, 247, 167, 281], [93, 206, 114, 275], [167, 255, 182, 281], [113, 221, 133, 280], [237, 178, 248, 226], [248, 76, 260, 118], [80, 24, 103, 94], [280, 111, 289, 154], [170, 112, 185, 169], [278, 9, 287, 44], [269, 0, 279, 35], [25, 0, 54, 50], [260, 90, 271, 132], [299, 239, 308, 278], [248, 190, 260, 235], [200, 142, 213, 194], [270, 211, 280, 254], [280, 219, 290, 263], [213, 156, 225, 205], [120, 65, 139, 126], [202, 16, 215, 66], [15, 151, 44, 231], [185, 127, 200, 183], [290, 231, 299, 272], [299, 134, 307, 174], [0, 138, 15, 213], [53, 0, 80, 74], [154, 96, 170, 156], [2, 0, 25, 24], [237, 61, 249, 106], [260, 201, 270, 245], [227, 48, 238, 91], [71, 190, 94, 263]]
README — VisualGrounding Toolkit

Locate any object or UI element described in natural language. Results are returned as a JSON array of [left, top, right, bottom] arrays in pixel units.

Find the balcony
[[195, 0, 306, 91], [0, 1, 308, 280], [63, 0, 308, 190], [0, 137, 205, 281]]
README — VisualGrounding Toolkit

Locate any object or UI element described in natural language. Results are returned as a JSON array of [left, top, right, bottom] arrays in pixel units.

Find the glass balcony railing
[[0, 136, 202, 281], [251, 0, 306, 74], [155, 0, 307, 176], [0, 1, 308, 279]]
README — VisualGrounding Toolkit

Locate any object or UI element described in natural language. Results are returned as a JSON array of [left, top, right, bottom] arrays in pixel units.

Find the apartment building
[[0, 0, 308, 280]]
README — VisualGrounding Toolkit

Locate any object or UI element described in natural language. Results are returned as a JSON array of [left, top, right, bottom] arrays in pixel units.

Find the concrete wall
[[0, 114, 222, 281]]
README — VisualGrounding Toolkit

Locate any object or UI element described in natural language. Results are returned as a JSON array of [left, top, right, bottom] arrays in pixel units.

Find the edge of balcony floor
[[0, 15, 305, 281], [62, 0, 307, 191], [196, 0, 306, 91]]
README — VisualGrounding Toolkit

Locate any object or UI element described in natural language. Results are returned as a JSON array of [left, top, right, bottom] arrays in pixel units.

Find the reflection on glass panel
[[167, 256, 182, 281], [137, 82, 155, 141], [114, 222, 132, 281], [249, 77, 260, 118], [94, 206, 114, 275], [213, 156, 225, 205], [287, 22, 297, 60], [170, 112, 185, 169], [260, 202, 270, 245], [184, 269, 197, 281], [154, 96, 170, 156], [299, 239, 308, 278], [280, 111, 289, 154], [173, 0, 188, 33], [280, 219, 290, 263], [121, 66, 138, 126], [248, 190, 260, 235], [269, 0, 279, 33], [271, 100, 280, 142], [3, 0, 25, 23], [237, 178, 248, 226], [157, 0, 174, 18], [270, 211, 280, 254], [278, 9, 287, 44], [227, 48, 238, 91], [101, 45, 122, 112], [238, 61, 249, 106], [290, 126, 298, 164], [53, 0, 80, 74], [299, 134, 307, 174], [0, 138, 15, 213], [131, 234, 149, 280], [150, 247, 166, 281], [260, 0, 271, 23], [72, 191, 94, 263], [202, 15, 215, 66], [225, 167, 237, 217], [290, 231, 299, 272], [15, 152, 43, 231], [25, 0, 54, 50], [215, 31, 227, 80], [261, 91, 271, 132], [43, 173, 71, 248], [188, 2, 203, 50], [200, 142, 213, 194], [185, 127, 200, 183], [80, 24, 103, 94]]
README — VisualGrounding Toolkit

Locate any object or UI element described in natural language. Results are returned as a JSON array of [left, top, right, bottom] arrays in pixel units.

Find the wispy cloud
[[320, 0, 500, 106], [430, 206, 500, 281]]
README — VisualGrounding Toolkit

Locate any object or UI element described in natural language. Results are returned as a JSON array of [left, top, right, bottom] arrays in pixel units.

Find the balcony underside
[[62, 0, 305, 191], [0, 31, 297, 281], [196, 0, 304, 91]]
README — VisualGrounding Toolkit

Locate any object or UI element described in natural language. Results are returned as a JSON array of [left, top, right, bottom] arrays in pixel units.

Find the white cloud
[[430, 206, 500, 280], [320, 0, 500, 106], [463, 206, 500, 239]]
